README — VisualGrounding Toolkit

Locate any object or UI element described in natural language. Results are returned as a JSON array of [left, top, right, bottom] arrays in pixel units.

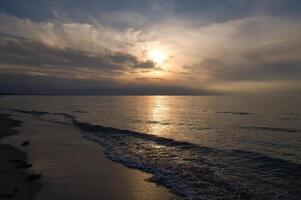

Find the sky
[[0, 0, 300, 95]]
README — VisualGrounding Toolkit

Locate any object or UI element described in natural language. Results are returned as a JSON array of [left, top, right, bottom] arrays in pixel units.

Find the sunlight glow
[[148, 49, 167, 65], [145, 96, 170, 136]]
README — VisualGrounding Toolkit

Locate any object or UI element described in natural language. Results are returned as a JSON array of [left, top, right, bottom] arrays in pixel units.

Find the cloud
[[0, 35, 156, 79], [0, 0, 301, 95], [0, 12, 150, 53], [180, 16, 301, 84], [0, 73, 216, 95]]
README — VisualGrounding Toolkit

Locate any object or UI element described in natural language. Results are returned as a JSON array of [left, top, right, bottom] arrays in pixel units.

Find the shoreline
[[0, 113, 40, 199], [2, 112, 180, 200]]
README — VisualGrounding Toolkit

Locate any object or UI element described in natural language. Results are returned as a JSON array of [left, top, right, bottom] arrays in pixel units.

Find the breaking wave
[[7, 109, 301, 200]]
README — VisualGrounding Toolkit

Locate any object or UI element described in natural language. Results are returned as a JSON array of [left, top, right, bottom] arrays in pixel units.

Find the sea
[[0, 95, 300, 200]]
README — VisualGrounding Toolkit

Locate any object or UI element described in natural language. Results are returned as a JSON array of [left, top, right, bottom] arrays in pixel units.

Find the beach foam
[[5, 108, 301, 200]]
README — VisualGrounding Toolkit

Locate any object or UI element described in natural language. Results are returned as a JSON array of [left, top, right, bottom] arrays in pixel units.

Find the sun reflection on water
[[144, 96, 171, 136]]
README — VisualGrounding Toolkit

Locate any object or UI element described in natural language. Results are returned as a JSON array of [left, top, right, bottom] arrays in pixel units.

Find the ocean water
[[0, 95, 301, 199]]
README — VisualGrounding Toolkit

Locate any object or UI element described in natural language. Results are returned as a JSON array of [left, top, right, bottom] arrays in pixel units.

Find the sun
[[148, 49, 167, 65]]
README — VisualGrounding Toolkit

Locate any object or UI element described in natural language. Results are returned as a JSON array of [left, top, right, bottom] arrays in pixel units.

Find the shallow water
[[1, 95, 301, 199]]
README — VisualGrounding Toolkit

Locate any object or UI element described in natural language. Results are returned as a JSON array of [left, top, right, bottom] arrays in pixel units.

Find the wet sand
[[2, 113, 180, 200], [0, 113, 40, 200]]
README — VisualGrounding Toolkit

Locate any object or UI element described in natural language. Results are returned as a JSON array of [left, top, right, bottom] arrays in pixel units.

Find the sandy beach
[[1, 112, 179, 200], [0, 113, 40, 200]]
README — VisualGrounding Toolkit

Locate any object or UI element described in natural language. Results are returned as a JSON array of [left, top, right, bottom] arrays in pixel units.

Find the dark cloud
[[0, 35, 155, 75], [0, 73, 119, 95], [0, 35, 214, 95], [0, 73, 215, 95]]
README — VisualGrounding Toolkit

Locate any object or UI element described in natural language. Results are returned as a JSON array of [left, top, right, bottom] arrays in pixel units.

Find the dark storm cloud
[[0, 73, 215, 95], [0, 73, 119, 95], [0, 35, 155, 75]]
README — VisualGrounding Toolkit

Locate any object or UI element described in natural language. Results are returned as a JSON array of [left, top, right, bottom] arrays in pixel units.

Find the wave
[[216, 111, 254, 115], [131, 119, 172, 126], [239, 126, 301, 133], [280, 117, 299, 121], [7, 108, 301, 200], [281, 112, 300, 115]]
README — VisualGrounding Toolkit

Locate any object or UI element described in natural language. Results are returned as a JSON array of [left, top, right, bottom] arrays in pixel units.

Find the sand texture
[[0, 113, 40, 200], [3, 113, 180, 200]]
